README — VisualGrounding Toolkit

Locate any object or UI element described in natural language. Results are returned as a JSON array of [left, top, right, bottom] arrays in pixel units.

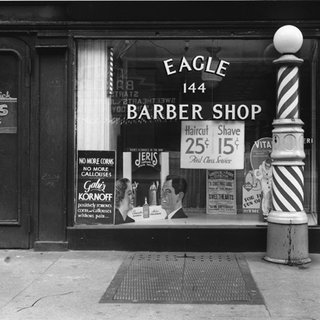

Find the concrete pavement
[[0, 250, 319, 320]]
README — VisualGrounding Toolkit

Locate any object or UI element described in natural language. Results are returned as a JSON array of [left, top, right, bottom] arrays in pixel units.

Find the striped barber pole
[[272, 56, 305, 214], [276, 65, 300, 119], [266, 26, 309, 264], [272, 165, 304, 212], [107, 47, 114, 96]]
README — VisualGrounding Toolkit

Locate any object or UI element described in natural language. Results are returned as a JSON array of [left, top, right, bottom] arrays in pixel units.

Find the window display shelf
[[72, 212, 317, 229]]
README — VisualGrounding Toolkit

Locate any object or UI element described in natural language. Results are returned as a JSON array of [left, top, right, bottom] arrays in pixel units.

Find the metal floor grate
[[100, 252, 264, 304]]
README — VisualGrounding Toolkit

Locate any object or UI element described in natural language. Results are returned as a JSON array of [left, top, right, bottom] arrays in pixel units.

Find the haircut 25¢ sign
[[180, 121, 244, 169]]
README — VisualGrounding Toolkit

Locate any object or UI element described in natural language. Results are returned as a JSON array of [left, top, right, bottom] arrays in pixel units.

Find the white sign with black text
[[180, 121, 244, 169]]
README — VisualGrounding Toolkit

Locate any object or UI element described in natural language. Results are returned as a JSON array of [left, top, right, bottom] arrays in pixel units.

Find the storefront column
[[265, 25, 310, 265]]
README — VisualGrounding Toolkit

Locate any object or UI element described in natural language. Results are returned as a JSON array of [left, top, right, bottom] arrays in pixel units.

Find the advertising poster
[[242, 173, 262, 214], [131, 149, 161, 207], [242, 137, 272, 214], [207, 170, 237, 214], [75, 150, 116, 225], [127, 149, 167, 220], [180, 120, 244, 170]]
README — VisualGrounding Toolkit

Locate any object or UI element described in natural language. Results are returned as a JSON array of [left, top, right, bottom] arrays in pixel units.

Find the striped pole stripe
[[272, 56, 305, 216], [277, 66, 299, 119], [107, 47, 114, 96], [272, 166, 304, 212]]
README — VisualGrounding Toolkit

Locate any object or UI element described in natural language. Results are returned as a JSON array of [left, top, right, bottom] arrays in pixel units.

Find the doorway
[[0, 37, 30, 248]]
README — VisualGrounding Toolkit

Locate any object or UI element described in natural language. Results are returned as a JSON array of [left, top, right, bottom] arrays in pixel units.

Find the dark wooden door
[[0, 37, 30, 248]]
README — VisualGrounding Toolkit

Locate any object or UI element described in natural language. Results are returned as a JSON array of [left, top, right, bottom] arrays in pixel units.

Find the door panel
[[0, 38, 30, 248]]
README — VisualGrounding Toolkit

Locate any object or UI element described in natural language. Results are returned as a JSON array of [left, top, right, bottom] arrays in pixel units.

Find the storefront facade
[[0, 1, 319, 252]]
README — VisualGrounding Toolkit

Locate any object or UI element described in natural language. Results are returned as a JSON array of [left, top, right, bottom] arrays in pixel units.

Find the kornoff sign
[[76, 150, 116, 225]]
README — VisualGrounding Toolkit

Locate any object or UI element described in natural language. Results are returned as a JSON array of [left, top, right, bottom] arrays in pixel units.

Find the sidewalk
[[0, 250, 319, 320]]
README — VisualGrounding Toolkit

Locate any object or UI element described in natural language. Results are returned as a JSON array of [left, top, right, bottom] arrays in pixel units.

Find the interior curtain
[[77, 40, 112, 150]]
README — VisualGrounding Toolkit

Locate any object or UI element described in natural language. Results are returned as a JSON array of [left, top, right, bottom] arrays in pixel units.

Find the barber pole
[[272, 166, 304, 213], [273, 59, 304, 214], [107, 47, 114, 96], [265, 25, 310, 265], [276, 65, 300, 119]]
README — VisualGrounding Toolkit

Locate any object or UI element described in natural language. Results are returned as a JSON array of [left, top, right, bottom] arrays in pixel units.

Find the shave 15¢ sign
[[180, 121, 244, 170]]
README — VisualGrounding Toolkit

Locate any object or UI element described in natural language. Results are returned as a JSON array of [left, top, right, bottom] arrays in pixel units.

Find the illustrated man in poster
[[254, 156, 273, 221], [161, 175, 188, 219]]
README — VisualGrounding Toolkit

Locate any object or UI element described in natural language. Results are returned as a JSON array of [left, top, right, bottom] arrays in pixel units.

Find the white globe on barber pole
[[273, 25, 303, 54]]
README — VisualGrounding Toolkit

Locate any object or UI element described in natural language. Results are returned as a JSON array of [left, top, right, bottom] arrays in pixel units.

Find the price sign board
[[180, 121, 244, 169]]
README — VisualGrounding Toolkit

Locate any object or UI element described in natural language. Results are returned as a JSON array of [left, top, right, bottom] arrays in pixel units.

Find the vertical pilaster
[[34, 46, 68, 251]]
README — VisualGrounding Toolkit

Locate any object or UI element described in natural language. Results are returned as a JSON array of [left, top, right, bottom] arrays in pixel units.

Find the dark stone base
[[34, 241, 69, 251], [67, 226, 320, 252], [67, 226, 268, 252]]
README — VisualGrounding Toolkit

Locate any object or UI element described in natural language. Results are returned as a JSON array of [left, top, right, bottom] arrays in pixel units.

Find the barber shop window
[[74, 38, 317, 226]]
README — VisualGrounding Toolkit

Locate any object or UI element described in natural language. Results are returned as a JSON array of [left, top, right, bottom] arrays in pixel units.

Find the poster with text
[[206, 170, 237, 214], [131, 150, 161, 207], [75, 150, 116, 225], [181, 121, 244, 169], [242, 137, 272, 214]]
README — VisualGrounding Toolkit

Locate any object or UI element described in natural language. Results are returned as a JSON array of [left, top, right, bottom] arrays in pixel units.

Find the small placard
[[206, 170, 237, 214]]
